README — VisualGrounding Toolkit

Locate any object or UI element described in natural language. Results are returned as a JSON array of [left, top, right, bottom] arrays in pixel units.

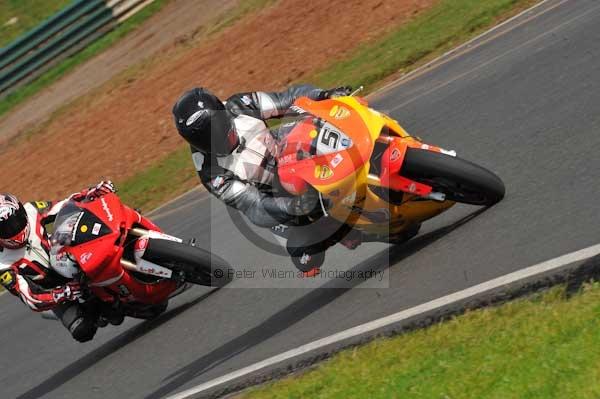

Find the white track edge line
[[166, 3, 569, 397], [168, 243, 600, 399]]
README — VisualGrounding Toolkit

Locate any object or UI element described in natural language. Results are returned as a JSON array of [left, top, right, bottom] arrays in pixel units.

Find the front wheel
[[401, 148, 505, 206], [142, 239, 233, 287]]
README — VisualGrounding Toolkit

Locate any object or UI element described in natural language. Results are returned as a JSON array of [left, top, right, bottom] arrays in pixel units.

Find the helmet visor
[[188, 110, 237, 155], [0, 223, 29, 249], [0, 204, 27, 239]]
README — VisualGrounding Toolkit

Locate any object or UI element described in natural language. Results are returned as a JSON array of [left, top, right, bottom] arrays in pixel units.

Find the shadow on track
[[145, 208, 488, 399], [16, 289, 221, 399]]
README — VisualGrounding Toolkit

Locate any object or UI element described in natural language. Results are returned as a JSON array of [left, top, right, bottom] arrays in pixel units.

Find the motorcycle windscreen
[[51, 201, 112, 247]]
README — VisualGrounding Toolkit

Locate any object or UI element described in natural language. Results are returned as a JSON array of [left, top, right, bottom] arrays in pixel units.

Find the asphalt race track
[[3, 0, 600, 397]]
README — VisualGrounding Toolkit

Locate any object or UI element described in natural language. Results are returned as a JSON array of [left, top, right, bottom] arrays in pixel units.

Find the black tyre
[[143, 239, 233, 287], [401, 148, 505, 206]]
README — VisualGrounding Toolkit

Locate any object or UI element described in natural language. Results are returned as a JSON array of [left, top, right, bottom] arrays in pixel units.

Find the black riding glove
[[290, 188, 332, 219], [320, 86, 353, 99]]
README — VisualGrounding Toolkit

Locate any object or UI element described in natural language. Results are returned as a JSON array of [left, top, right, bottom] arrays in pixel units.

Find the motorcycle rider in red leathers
[[0, 181, 117, 342]]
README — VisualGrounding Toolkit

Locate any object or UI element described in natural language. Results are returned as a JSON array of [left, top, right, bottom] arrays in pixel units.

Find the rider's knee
[[70, 317, 98, 343], [58, 303, 98, 343]]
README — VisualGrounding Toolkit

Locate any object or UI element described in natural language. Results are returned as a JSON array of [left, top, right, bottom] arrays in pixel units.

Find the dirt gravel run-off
[[1, 0, 435, 201]]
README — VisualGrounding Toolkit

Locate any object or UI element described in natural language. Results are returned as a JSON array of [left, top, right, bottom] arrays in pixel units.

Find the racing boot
[[339, 229, 363, 250]]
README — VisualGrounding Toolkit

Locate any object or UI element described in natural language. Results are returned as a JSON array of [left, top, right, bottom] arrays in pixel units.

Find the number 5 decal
[[321, 128, 340, 148]]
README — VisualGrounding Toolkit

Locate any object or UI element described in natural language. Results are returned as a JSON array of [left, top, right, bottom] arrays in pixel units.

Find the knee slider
[[60, 304, 98, 343]]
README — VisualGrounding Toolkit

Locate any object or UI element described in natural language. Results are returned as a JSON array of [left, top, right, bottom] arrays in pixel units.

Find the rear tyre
[[143, 239, 233, 287], [401, 148, 505, 206]]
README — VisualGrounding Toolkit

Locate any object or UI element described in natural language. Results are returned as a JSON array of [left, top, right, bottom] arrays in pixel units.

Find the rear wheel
[[402, 148, 505, 206], [143, 239, 233, 287]]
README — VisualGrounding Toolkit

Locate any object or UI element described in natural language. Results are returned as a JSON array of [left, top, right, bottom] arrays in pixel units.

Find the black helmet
[[172, 88, 239, 156], [0, 193, 29, 249]]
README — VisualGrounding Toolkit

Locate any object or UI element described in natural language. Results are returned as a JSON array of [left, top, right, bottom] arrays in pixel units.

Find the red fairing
[[380, 140, 433, 196], [137, 213, 161, 232], [64, 194, 176, 305], [277, 119, 315, 195]]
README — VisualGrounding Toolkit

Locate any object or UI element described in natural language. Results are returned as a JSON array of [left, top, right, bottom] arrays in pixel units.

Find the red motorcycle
[[49, 193, 231, 321]]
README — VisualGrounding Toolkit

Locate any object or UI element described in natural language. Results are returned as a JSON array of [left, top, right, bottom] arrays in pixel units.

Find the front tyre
[[143, 239, 233, 287], [401, 148, 505, 206]]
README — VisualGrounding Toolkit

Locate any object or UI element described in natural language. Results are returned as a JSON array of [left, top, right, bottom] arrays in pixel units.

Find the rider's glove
[[86, 180, 116, 201], [0, 270, 16, 293], [52, 282, 82, 304], [321, 86, 353, 99]]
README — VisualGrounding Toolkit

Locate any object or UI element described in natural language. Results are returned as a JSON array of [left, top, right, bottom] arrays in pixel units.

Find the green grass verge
[[0, 0, 72, 48], [118, 146, 196, 212], [0, 0, 172, 118], [240, 283, 600, 399], [116, 0, 538, 210], [311, 0, 538, 90]]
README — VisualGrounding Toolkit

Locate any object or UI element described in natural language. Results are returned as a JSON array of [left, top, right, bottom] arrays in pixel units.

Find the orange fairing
[[273, 89, 502, 239], [277, 98, 375, 194], [276, 95, 458, 235]]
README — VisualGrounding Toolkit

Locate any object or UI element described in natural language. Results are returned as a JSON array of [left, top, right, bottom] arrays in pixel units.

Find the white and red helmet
[[0, 194, 30, 249]]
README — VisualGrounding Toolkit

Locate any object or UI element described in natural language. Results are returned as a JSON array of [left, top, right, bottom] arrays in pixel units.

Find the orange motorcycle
[[277, 95, 505, 244]]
